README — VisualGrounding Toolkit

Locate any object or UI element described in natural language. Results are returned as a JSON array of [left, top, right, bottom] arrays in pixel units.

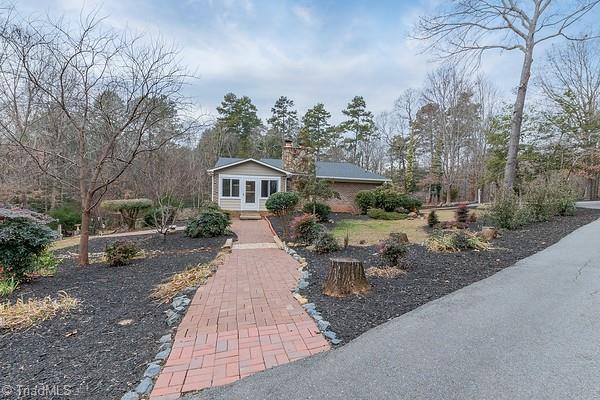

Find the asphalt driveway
[[185, 217, 600, 400]]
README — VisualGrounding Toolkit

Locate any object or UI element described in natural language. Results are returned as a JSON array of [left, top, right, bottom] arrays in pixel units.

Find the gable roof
[[210, 157, 390, 182]]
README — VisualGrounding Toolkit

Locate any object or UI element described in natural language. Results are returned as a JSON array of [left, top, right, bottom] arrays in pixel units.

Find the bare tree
[[540, 40, 600, 199], [423, 66, 480, 203], [0, 10, 190, 264], [414, 0, 600, 189]]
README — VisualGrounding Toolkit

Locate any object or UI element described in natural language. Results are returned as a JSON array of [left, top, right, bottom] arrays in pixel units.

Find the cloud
[[14, 0, 525, 123], [292, 5, 317, 26]]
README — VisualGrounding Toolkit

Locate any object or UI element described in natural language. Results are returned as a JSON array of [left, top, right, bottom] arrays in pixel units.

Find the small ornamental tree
[[266, 192, 300, 239], [295, 164, 339, 218], [101, 199, 153, 231], [427, 210, 440, 227], [455, 204, 469, 224], [147, 196, 182, 240]]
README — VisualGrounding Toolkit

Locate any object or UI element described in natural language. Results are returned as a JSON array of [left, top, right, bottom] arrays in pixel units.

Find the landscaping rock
[[155, 349, 170, 361], [297, 279, 309, 289], [293, 293, 308, 305], [158, 342, 171, 352], [121, 391, 140, 400], [317, 319, 330, 331], [166, 313, 182, 327], [143, 363, 161, 378], [159, 334, 171, 344], [172, 296, 190, 309], [135, 377, 154, 395], [323, 330, 337, 340], [330, 338, 342, 345]]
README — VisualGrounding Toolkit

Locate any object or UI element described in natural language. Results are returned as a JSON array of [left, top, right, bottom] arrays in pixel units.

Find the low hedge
[[356, 186, 422, 214], [367, 208, 408, 220]]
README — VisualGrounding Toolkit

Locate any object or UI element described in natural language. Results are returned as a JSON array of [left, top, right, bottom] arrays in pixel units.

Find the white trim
[[258, 178, 280, 199], [317, 176, 391, 183], [208, 158, 290, 175], [242, 179, 259, 211], [219, 176, 242, 199], [219, 174, 282, 211]]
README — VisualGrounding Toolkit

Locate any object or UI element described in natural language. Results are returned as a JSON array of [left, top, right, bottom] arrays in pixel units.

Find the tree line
[[0, 2, 598, 266]]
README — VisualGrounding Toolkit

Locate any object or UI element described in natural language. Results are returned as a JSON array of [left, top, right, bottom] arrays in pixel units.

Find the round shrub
[[101, 198, 153, 230], [290, 214, 324, 244], [265, 192, 300, 216], [356, 187, 422, 214], [302, 202, 331, 222], [0, 219, 57, 280], [199, 200, 221, 211], [105, 240, 140, 266], [355, 190, 376, 214], [313, 231, 340, 254], [185, 209, 231, 238], [378, 236, 408, 267]]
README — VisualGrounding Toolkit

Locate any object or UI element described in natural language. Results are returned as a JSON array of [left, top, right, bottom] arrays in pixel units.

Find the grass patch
[[0, 291, 79, 331], [0, 278, 19, 297], [332, 209, 477, 245], [152, 250, 228, 303], [50, 236, 80, 251]]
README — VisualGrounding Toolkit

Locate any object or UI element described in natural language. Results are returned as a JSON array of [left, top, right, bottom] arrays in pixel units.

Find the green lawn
[[331, 209, 471, 245]]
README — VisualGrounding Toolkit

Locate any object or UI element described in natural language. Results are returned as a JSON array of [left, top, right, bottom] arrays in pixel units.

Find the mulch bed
[[277, 208, 600, 343], [0, 232, 225, 400]]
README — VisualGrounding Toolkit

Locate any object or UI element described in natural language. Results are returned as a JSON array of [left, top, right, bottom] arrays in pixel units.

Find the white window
[[260, 179, 279, 198], [221, 178, 240, 197]]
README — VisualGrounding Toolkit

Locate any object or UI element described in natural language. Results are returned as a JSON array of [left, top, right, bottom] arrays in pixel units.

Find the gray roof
[[212, 157, 389, 182]]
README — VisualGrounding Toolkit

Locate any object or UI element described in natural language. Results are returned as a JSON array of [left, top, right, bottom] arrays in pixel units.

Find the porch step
[[239, 213, 262, 220]]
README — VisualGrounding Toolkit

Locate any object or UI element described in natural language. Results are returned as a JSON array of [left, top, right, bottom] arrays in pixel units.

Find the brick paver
[[149, 219, 329, 399]]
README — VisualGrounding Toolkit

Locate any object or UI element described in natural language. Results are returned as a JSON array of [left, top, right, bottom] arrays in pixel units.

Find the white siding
[[219, 161, 285, 177], [220, 198, 241, 211]]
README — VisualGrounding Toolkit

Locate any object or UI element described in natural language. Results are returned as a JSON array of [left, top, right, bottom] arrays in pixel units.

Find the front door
[[243, 179, 258, 210]]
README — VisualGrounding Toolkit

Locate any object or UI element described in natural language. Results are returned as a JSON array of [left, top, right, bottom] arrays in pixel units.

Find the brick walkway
[[150, 219, 329, 399]]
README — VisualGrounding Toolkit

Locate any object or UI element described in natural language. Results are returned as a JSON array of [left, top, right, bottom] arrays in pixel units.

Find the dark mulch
[[0, 232, 225, 400], [293, 208, 600, 343]]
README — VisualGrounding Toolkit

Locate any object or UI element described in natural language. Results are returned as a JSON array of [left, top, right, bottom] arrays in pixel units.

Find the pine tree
[[298, 103, 338, 158], [216, 93, 262, 158], [267, 96, 299, 156], [339, 96, 376, 165]]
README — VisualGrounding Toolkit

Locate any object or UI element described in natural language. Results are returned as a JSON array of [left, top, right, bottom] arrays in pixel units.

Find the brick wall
[[211, 173, 218, 202], [327, 181, 382, 213]]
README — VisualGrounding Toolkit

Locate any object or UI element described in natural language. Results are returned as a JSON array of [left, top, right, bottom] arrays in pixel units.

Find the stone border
[[283, 244, 342, 346], [121, 291, 193, 400], [121, 249, 230, 400]]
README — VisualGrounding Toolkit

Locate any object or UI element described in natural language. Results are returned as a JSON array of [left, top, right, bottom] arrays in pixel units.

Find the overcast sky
[[14, 0, 599, 122]]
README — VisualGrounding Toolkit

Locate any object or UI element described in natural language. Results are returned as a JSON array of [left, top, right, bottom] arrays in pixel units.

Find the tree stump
[[389, 232, 409, 243], [480, 226, 497, 241], [322, 257, 370, 297]]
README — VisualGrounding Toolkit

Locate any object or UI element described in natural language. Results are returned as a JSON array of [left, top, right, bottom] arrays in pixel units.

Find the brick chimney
[[282, 139, 314, 175]]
